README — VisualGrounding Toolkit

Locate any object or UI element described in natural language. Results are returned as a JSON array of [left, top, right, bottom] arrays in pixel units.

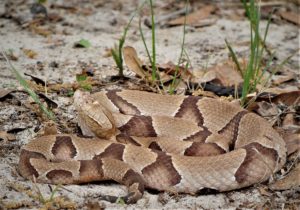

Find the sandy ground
[[0, 0, 299, 209]]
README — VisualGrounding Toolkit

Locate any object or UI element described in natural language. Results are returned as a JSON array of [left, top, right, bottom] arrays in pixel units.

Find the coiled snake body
[[18, 90, 286, 203]]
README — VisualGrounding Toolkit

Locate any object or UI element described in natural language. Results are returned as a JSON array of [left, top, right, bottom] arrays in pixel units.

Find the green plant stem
[[225, 39, 243, 76], [169, 0, 189, 94], [226, 0, 275, 106], [112, 2, 146, 77], [149, 0, 157, 81], [2, 51, 55, 120], [118, 10, 137, 77], [139, 17, 153, 64], [244, 0, 273, 56]]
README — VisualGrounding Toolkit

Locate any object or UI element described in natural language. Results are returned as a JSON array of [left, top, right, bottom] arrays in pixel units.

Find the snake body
[[18, 90, 286, 203]]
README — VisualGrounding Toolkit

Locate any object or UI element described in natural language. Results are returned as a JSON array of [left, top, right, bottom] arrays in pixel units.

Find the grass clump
[[139, 0, 190, 91], [225, 0, 273, 106], [111, 2, 146, 78], [111, 16, 134, 78]]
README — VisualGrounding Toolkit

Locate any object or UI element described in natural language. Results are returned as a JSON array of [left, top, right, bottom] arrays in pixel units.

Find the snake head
[[74, 90, 116, 139]]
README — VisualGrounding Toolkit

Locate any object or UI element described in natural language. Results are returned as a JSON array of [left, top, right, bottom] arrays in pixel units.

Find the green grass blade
[[112, 1, 146, 77], [139, 17, 153, 64], [253, 52, 275, 89], [225, 39, 243, 76], [111, 48, 123, 76], [254, 11, 272, 80], [149, 0, 157, 81], [169, 0, 189, 94], [2, 51, 55, 120]]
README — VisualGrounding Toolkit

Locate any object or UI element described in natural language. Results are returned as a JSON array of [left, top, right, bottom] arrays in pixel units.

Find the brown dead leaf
[[279, 11, 300, 25], [0, 89, 13, 99], [283, 133, 300, 155], [22, 48, 38, 59], [123, 46, 151, 80], [0, 131, 16, 141], [282, 113, 296, 129], [168, 5, 216, 27], [263, 86, 299, 95], [251, 89, 300, 108], [256, 101, 280, 125], [273, 91, 300, 106], [206, 61, 243, 87], [269, 163, 300, 190], [158, 61, 194, 82], [272, 71, 296, 85], [192, 70, 216, 84]]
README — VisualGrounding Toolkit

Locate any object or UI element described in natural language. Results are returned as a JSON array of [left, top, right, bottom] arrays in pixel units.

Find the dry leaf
[[206, 61, 243, 87], [263, 86, 299, 95], [0, 131, 16, 141], [168, 5, 216, 26], [273, 91, 300, 106], [193, 70, 216, 83], [279, 11, 300, 25], [158, 61, 194, 82], [0, 89, 13, 99], [123, 46, 150, 79], [256, 101, 280, 125], [282, 113, 296, 128], [272, 71, 296, 85], [252, 89, 300, 108], [283, 133, 300, 155], [269, 163, 300, 190]]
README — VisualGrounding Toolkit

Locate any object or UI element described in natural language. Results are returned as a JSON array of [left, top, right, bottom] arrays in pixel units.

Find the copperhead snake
[[18, 90, 287, 203]]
